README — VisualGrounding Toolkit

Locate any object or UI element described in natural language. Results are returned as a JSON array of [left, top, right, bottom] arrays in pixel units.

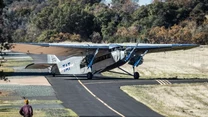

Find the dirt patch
[[0, 76, 51, 86], [0, 91, 13, 97]]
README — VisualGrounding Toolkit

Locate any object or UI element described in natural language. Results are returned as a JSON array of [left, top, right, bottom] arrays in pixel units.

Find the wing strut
[[88, 48, 99, 69], [124, 42, 139, 62]]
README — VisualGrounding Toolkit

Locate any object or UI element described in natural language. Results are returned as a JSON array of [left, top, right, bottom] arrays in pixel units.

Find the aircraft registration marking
[[62, 62, 74, 72], [74, 75, 125, 117]]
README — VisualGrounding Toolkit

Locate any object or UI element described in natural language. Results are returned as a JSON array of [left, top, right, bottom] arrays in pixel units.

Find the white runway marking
[[74, 75, 125, 117], [156, 80, 172, 85], [83, 80, 137, 85]]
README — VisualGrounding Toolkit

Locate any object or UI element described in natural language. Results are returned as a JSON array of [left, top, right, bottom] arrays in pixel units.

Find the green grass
[[43, 108, 77, 117], [0, 57, 32, 76], [0, 108, 45, 117], [0, 68, 13, 73], [0, 67, 14, 76], [0, 57, 78, 117], [0, 100, 78, 117], [1, 100, 62, 105], [0, 108, 77, 117], [2, 60, 32, 67]]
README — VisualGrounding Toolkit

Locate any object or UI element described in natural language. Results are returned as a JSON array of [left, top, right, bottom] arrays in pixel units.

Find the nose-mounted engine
[[109, 44, 125, 62]]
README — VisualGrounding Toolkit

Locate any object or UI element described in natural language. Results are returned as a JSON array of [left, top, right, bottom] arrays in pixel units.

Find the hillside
[[0, 0, 207, 45]]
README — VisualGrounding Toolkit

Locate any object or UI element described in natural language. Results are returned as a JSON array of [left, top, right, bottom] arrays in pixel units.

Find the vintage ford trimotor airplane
[[11, 43, 198, 79]]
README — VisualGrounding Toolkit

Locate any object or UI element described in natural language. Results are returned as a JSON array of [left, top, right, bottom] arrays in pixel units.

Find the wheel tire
[[52, 74, 55, 77], [87, 72, 93, 79], [134, 72, 139, 79]]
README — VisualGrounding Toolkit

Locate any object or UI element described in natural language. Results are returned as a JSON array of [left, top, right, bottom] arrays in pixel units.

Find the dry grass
[[2, 61, 31, 67], [105, 46, 208, 79], [121, 83, 208, 117], [1, 58, 32, 67], [0, 108, 45, 117], [0, 68, 13, 73], [0, 57, 31, 76]]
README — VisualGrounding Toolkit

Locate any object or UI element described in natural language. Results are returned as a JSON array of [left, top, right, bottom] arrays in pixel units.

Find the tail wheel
[[87, 72, 93, 79], [134, 72, 139, 79]]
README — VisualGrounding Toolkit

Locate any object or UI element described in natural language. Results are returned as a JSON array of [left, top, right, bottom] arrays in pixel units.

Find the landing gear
[[134, 72, 140, 79], [117, 67, 140, 79], [87, 72, 93, 79], [133, 67, 139, 79], [52, 74, 55, 77]]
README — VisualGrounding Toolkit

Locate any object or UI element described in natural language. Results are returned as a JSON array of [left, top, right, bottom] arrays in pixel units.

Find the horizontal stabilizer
[[25, 63, 55, 69]]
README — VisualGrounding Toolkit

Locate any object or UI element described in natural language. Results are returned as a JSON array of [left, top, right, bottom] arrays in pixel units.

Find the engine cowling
[[109, 44, 125, 62], [128, 55, 143, 66]]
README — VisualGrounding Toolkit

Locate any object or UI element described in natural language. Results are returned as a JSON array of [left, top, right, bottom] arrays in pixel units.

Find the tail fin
[[47, 55, 60, 64]]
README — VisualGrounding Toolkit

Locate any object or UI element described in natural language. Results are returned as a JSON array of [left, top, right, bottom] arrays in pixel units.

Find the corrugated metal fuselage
[[51, 50, 126, 75]]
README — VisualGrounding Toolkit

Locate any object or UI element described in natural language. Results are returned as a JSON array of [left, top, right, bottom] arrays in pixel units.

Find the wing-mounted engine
[[128, 50, 148, 67], [121, 43, 148, 79], [123, 44, 148, 67], [128, 55, 143, 66]]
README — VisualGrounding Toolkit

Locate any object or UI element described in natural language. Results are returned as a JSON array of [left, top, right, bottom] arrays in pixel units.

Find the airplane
[[11, 43, 198, 79]]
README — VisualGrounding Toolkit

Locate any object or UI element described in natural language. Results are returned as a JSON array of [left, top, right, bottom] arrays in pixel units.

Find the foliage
[[0, 0, 12, 50], [32, 2, 96, 41], [0, 0, 208, 45], [148, 19, 208, 44]]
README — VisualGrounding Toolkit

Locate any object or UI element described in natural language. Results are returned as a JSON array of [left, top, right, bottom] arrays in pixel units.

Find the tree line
[[0, 0, 207, 46]]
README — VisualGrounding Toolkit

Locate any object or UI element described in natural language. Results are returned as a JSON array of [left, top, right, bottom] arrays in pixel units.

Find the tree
[[0, 0, 11, 50], [80, 0, 101, 5], [112, 0, 138, 13], [2, 0, 49, 43], [1, 0, 207, 44]]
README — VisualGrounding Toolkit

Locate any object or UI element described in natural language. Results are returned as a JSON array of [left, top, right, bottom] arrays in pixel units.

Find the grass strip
[[121, 83, 208, 117]]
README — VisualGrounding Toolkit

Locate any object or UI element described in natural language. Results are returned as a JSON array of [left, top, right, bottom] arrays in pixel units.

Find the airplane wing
[[11, 43, 199, 56], [25, 63, 55, 69], [128, 43, 199, 53], [11, 43, 109, 56]]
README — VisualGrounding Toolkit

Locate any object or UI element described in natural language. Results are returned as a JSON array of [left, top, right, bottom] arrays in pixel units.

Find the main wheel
[[134, 72, 140, 79], [87, 72, 93, 79]]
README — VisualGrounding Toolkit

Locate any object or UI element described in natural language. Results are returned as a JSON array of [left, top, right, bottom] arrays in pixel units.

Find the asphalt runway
[[46, 75, 208, 117]]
